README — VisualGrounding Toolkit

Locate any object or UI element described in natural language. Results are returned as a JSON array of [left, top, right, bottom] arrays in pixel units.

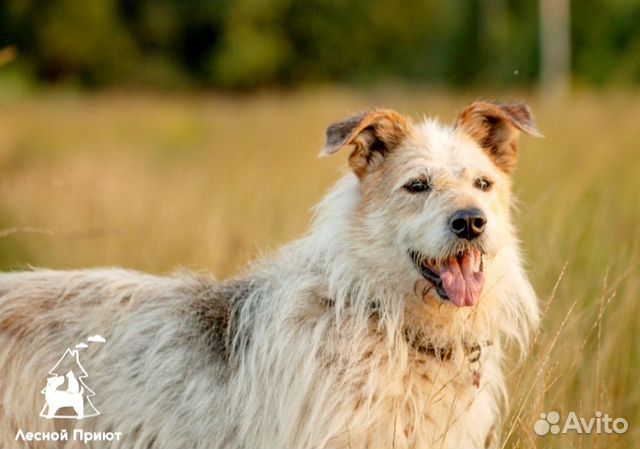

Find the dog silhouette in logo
[[43, 371, 84, 419]]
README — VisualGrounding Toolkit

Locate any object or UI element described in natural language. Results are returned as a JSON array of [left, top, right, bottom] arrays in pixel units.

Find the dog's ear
[[321, 109, 411, 178], [456, 101, 542, 174]]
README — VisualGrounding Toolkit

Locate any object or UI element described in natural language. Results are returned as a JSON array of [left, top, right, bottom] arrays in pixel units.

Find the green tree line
[[1, 0, 639, 89]]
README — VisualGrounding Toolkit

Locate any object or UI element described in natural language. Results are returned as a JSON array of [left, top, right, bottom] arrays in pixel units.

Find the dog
[[42, 375, 84, 419], [0, 101, 540, 448]]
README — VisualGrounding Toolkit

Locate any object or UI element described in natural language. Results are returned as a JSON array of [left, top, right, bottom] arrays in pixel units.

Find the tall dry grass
[[0, 88, 638, 448]]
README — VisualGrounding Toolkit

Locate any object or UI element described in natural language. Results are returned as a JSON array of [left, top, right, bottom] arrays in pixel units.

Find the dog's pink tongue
[[439, 251, 485, 307]]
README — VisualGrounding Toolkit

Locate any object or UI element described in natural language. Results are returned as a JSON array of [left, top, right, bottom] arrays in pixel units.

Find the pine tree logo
[[39, 335, 106, 420]]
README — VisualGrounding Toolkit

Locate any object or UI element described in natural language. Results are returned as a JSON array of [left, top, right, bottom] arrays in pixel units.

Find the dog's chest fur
[[190, 276, 502, 449], [314, 320, 500, 449]]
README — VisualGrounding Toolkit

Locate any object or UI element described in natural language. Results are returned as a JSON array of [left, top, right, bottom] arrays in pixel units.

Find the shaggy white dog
[[0, 101, 540, 449]]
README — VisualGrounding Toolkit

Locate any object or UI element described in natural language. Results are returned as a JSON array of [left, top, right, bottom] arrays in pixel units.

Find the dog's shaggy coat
[[0, 102, 540, 449]]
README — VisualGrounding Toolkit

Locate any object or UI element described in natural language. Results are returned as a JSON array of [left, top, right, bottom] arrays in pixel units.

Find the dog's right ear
[[320, 109, 411, 178], [456, 101, 542, 174]]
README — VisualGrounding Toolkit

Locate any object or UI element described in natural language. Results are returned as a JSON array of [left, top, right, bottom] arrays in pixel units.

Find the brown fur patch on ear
[[456, 101, 541, 174], [321, 109, 411, 178]]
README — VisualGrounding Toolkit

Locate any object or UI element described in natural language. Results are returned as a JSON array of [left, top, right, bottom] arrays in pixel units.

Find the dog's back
[[0, 269, 237, 448]]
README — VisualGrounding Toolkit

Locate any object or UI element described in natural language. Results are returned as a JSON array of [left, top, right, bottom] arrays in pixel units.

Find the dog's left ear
[[321, 109, 411, 178], [456, 101, 542, 174]]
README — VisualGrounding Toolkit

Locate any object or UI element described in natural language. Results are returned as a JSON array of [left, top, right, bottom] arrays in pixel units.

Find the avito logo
[[534, 410, 628, 436]]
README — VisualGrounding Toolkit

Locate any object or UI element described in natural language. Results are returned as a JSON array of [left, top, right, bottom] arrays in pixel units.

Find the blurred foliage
[[0, 0, 639, 89]]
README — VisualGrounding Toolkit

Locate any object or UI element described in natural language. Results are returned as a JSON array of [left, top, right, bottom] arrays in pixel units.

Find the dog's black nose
[[450, 208, 486, 240]]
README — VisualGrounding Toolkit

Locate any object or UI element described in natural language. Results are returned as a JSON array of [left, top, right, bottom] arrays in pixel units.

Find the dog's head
[[47, 375, 65, 387], [322, 101, 540, 308]]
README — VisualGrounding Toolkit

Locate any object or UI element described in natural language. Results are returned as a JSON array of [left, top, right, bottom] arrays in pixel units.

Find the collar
[[404, 330, 493, 388], [408, 336, 493, 361]]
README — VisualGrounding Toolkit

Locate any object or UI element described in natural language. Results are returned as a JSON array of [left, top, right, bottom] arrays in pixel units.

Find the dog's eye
[[474, 177, 492, 191], [403, 179, 431, 193]]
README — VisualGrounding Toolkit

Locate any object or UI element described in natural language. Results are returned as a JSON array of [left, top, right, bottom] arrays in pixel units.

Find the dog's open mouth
[[409, 249, 485, 307]]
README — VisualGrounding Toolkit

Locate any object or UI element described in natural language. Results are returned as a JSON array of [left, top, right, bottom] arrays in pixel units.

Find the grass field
[[0, 88, 638, 448]]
